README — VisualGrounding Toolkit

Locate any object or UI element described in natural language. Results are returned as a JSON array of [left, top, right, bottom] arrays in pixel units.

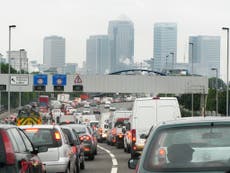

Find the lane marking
[[98, 145, 118, 173]]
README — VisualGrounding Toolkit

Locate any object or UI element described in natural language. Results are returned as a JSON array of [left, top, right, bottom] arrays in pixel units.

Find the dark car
[[65, 124, 97, 160], [0, 124, 46, 173], [61, 125, 85, 172], [128, 117, 230, 172]]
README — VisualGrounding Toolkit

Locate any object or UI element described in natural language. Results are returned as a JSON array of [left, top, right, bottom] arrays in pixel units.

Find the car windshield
[[144, 125, 230, 171]]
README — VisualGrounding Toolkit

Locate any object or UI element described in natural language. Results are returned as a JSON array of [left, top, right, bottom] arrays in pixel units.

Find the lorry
[[38, 95, 49, 113], [16, 105, 42, 126], [126, 97, 181, 158]]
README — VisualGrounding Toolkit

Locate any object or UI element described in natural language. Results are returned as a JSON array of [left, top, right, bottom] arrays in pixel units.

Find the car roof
[[19, 124, 61, 129], [62, 124, 87, 128], [156, 116, 230, 128], [0, 124, 16, 129]]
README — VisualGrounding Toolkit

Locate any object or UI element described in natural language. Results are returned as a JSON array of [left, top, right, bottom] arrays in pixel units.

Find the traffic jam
[[1, 94, 230, 173]]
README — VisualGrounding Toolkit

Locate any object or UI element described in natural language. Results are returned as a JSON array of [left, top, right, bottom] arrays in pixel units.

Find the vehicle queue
[[1, 95, 230, 173]]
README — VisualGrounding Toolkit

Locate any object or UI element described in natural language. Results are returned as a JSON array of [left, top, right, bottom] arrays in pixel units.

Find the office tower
[[108, 20, 134, 72], [43, 36, 65, 68], [189, 36, 220, 77], [86, 35, 110, 74], [7, 49, 28, 72], [153, 23, 177, 72], [63, 63, 78, 74]]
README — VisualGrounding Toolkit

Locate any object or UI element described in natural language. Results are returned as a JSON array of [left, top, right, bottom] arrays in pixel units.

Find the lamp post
[[166, 55, 169, 70], [189, 43, 194, 74], [211, 68, 218, 116], [0, 53, 2, 112], [222, 27, 229, 116], [19, 49, 24, 108], [170, 52, 174, 69], [189, 42, 194, 117], [8, 25, 16, 116]]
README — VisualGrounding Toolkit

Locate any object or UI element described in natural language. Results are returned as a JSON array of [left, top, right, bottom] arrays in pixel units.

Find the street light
[[222, 27, 229, 116], [189, 43, 194, 117], [211, 68, 218, 116], [189, 42, 194, 74], [170, 52, 174, 69], [19, 49, 24, 108], [8, 25, 16, 116], [166, 55, 169, 70], [0, 53, 2, 112]]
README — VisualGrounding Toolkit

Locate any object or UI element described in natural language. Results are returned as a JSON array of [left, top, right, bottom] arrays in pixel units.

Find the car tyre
[[76, 159, 80, 173], [95, 147, 97, 155], [65, 166, 70, 173], [89, 153, 95, 160], [80, 158, 85, 169]]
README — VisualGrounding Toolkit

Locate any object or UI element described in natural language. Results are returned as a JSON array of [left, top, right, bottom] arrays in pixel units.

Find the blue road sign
[[52, 74, 66, 86], [33, 74, 48, 86]]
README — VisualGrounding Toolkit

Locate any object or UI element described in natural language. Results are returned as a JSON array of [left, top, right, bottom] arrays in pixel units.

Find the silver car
[[20, 124, 77, 173]]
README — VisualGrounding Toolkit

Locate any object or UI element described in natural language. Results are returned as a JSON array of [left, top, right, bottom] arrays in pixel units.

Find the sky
[[0, 0, 230, 79]]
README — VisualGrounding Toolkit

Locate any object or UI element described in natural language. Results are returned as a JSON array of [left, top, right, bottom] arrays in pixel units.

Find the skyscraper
[[108, 20, 134, 72], [153, 23, 177, 72], [7, 49, 28, 72], [189, 36, 220, 77], [43, 36, 65, 68], [86, 35, 110, 74]]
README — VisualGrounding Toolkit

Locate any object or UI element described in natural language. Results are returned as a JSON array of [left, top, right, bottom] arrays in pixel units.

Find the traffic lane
[[98, 143, 135, 173], [81, 144, 112, 173]]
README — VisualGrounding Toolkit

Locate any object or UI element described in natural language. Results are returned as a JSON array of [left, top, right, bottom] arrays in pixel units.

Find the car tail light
[[131, 129, 136, 142], [1, 130, 15, 165], [72, 146, 77, 154], [158, 148, 166, 164], [84, 147, 90, 151], [127, 131, 131, 139], [133, 145, 137, 151], [118, 133, 123, 138], [54, 131, 61, 140], [21, 159, 30, 173], [80, 135, 91, 141]]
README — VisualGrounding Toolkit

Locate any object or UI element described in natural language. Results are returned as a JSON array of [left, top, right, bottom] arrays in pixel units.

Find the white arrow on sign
[[10, 75, 29, 85]]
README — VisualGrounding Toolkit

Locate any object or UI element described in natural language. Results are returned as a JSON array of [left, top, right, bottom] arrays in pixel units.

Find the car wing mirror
[[140, 133, 147, 139], [128, 158, 139, 169], [122, 127, 126, 133]]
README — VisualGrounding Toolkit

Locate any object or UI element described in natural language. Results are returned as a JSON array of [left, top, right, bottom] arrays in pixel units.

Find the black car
[[0, 124, 47, 173], [65, 124, 97, 160]]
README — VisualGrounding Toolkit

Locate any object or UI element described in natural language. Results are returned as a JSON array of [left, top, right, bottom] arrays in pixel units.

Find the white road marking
[[98, 145, 118, 173]]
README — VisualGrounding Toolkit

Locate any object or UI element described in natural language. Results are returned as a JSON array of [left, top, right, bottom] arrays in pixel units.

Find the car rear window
[[23, 128, 62, 148], [72, 127, 86, 134], [144, 125, 230, 172]]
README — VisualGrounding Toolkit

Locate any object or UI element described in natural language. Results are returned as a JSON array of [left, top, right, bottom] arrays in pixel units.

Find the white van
[[128, 97, 181, 157]]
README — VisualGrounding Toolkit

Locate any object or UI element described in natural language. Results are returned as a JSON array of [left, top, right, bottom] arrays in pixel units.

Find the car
[[109, 106, 116, 111], [59, 115, 77, 125], [20, 124, 77, 173], [61, 125, 85, 172], [65, 124, 97, 160], [128, 117, 230, 172], [0, 124, 46, 173]]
